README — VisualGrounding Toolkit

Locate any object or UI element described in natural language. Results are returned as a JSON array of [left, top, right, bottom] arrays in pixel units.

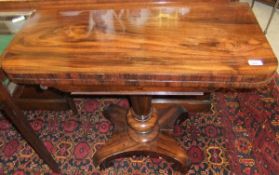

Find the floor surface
[[0, 77, 278, 175]]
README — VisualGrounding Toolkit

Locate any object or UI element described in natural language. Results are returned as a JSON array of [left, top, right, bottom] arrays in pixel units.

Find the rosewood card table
[[1, 1, 278, 173]]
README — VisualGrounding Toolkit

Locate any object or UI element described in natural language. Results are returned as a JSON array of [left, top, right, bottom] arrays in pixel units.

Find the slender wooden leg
[[94, 95, 191, 173], [0, 83, 60, 173]]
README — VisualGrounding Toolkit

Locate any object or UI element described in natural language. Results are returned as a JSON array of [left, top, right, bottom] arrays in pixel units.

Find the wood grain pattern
[[0, 0, 238, 11], [152, 94, 211, 112], [93, 130, 191, 172], [130, 96, 152, 116], [2, 2, 277, 93]]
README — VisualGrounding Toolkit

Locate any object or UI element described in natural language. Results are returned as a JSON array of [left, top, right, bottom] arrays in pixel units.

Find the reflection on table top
[[0, 11, 33, 34], [0, 10, 33, 58], [0, 0, 237, 11], [1, 2, 278, 90]]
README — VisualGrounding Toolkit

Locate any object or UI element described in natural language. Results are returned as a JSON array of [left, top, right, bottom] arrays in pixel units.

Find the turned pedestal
[[93, 95, 191, 172]]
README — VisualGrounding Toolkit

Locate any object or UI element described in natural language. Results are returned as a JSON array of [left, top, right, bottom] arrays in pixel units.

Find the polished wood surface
[[0, 0, 237, 11], [130, 96, 152, 116], [2, 2, 277, 92], [95, 100, 191, 172], [152, 94, 211, 112]]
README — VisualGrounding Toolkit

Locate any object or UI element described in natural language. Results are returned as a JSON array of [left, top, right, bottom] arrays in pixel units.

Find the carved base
[[94, 104, 190, 173]]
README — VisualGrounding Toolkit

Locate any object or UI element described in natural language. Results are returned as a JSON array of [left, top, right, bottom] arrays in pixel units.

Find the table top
[[0, 0, 236, 11], [1, 2, 278, 93]]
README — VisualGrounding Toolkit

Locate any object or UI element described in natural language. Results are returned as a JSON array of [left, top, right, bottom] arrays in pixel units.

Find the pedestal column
[[94, 95, 191, 172]]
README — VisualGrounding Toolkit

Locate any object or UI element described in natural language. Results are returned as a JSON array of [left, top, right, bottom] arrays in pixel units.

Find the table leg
[[0, 83, 60, 173], [94, 95, 191, 173]]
